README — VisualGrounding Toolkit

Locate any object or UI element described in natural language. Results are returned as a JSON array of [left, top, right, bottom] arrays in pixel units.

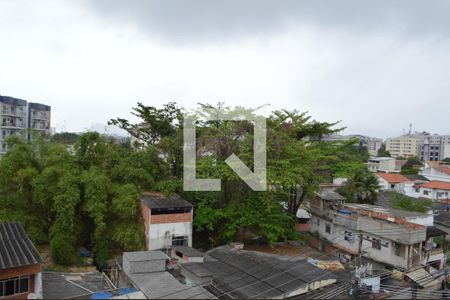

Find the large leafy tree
[[112, 103, 350, 245]]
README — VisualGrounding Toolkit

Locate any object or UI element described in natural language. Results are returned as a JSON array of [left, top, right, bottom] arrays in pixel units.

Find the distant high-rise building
[[27, 102, 51, 139], [387, 132, 450, 160], [0, 95, 51, 156]]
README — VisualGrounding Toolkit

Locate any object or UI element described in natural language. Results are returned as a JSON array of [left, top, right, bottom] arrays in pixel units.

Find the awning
[[404, 268, 440, 289], [426, 226, 447, 238]]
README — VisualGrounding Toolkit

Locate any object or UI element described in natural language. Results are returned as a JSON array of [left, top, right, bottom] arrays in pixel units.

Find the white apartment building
[[0, 95, 51, 156], [386, 135, 423, 158]]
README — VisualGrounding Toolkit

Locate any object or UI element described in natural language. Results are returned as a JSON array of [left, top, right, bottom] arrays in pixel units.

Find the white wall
[[419, 187, 450, 201], [420, 167, 450, 183], [148, 222, 192, 250], [310, 215, 411, 268]]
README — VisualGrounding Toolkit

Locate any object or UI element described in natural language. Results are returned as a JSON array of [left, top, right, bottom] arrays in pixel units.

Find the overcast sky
[[1, 0, 449, 138]]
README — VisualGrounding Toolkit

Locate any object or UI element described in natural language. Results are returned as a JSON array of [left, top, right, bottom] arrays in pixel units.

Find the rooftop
[[376, 172, 410, 184], [42, 271, 112, 299], [315, 190, 345, 201], [0, 223, 42, 269], [344, 203, 430, 219], [122, 250, 215, 299], [417, 180, 450, 191], [435, 212, 450, 226], [0, 95, 27, 106], [172, 246, 205, 257], [369, 157, 395, 161], [436, 165, 450, 176], [141, 192, 193, 209], [123, 250, 168, 262], [185, 245, 338, 299]]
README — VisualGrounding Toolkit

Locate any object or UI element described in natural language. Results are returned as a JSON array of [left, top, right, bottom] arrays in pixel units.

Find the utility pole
[[358, 233, 363, 266]]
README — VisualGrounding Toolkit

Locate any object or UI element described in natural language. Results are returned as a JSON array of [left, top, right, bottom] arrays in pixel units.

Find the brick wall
[[0, 264, 40, 280], [0, 264, 40, 300], [150, 213, 192, 224], [140, 202, 150, 247]]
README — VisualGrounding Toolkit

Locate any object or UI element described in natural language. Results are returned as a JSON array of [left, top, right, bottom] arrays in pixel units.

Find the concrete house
[[376, 173, 410, 191], [414, 181, 450, 201], [140, 192, 193, 251], [308, 192, 448, 271], [367, 157, 397, 173], [0, 223, 43, 299]]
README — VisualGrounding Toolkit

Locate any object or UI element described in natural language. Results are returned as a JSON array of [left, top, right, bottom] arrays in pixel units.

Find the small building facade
[[0, 223, 43, 299], [367, 157, 397, 173], [140, 192, 193, 251]]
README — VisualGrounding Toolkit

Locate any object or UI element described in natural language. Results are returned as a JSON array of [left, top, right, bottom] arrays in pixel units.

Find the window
[[344, 231, 355, 243], [325, 224, 331, 234], [172, 236, 188, 246], [393, 242, 402, 256], [0, 276, 29, 297], [372, 238, 381, 250]]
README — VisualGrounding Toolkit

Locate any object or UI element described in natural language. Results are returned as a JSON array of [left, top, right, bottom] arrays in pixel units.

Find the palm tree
[[338, 170, 381, 204]]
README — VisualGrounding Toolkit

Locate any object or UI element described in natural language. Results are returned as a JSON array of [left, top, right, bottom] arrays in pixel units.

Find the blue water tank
[[118, 287, 138, 296], [91, 292, 113, 299]]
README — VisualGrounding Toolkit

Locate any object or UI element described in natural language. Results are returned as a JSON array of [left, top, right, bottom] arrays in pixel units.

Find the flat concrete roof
[[123, 251, 169, 262]]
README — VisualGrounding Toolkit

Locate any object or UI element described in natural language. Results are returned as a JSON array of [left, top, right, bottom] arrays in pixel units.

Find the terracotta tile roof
[[376, 173, 410, 184], [436, 166, 450, 176], [427, 161, 441, 169], [417, 180, 450, 191]]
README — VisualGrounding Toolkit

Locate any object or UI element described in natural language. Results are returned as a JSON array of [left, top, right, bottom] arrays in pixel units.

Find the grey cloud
[[85, 0, 450, 44]]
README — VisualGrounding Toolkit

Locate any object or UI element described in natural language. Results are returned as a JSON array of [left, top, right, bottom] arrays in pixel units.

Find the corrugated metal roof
[[0, 223, 42, 269]]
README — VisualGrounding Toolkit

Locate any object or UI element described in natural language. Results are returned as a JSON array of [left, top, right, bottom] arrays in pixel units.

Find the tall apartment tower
[[27, 102, 51, 140], [0, 95, 51, 156]]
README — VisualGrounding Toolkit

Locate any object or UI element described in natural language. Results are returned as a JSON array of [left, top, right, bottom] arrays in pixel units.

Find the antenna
[[409, 123, 412, 135]]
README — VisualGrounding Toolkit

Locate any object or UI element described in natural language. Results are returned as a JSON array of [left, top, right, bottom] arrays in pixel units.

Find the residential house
[[0, 223, 43, 299], [179, 244, 338, 298], [419, 161, 450, 183], [414, 181, 450, 201], [376, 173, 410, 191], [308, 192, 448, 271], [367, 157, 397, 173], [140, 192, 193, 251]]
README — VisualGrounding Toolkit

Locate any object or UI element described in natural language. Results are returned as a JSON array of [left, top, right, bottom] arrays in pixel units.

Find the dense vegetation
[[0, 133, 165, 267], [400, 156, 423, 175], [0, 102, 369, 267], [389, 192, 433, 213]]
